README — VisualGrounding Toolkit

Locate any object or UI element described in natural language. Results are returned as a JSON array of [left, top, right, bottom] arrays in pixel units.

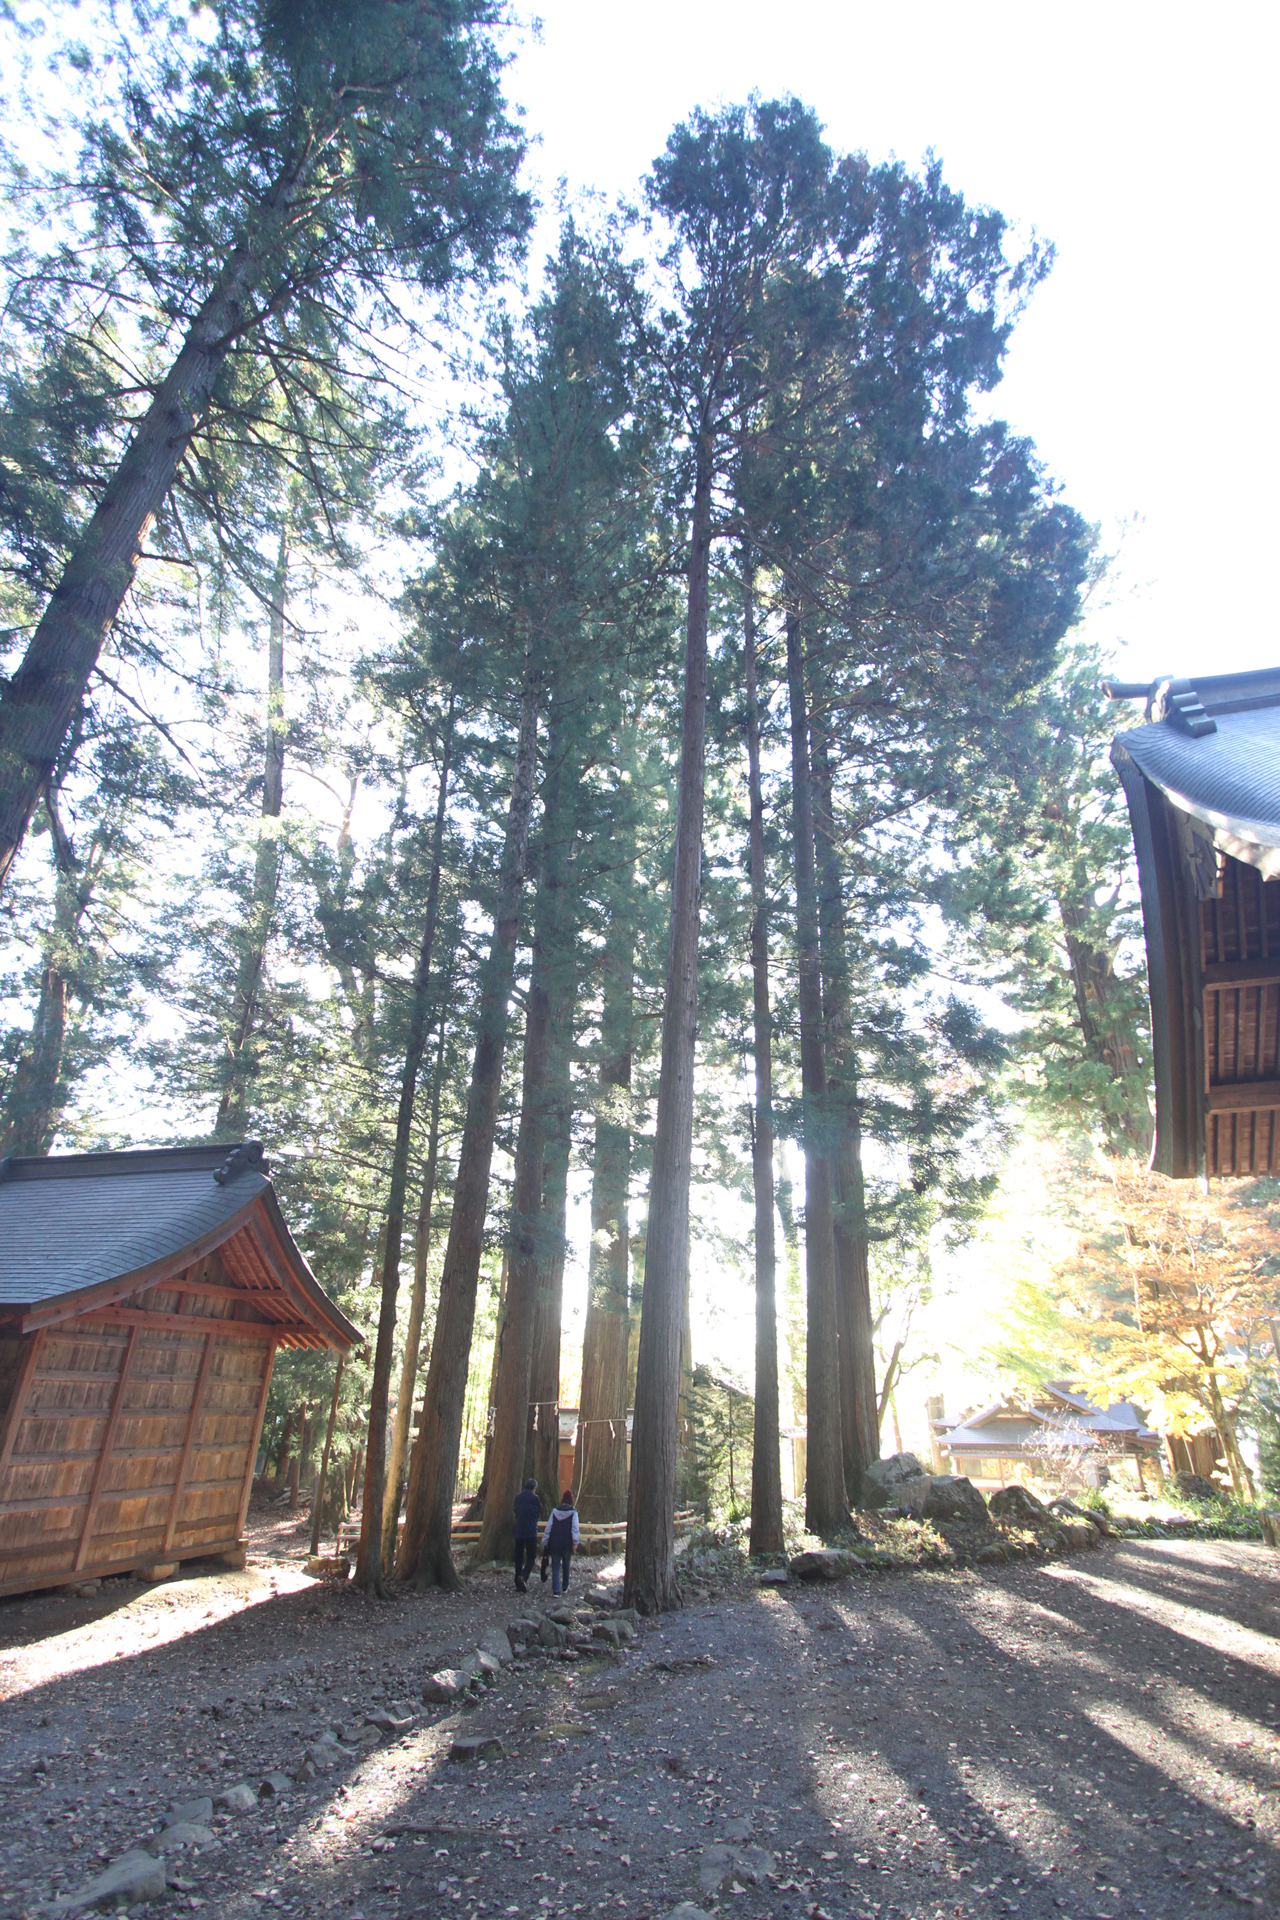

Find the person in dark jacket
[[512, 1478, 541, 1592], [540, 1489, 579, 1597]]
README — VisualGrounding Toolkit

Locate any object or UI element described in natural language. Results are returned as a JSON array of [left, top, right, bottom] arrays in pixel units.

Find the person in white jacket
[[540, 1489, 579, 1596]]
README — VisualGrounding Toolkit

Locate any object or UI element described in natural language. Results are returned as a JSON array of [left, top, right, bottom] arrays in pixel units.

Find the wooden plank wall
[[0, 1248, 278, 1598], [1200, 854, 1280, 1176]]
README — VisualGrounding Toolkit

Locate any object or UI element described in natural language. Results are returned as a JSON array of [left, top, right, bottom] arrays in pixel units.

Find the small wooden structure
[[938, 1382, 1161, 1490], [0, 1141, 357, 1598], [1110, 667, 1280, 1176]]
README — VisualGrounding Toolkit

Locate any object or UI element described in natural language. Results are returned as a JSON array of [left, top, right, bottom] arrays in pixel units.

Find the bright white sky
[[509, 0, 1279, 682]]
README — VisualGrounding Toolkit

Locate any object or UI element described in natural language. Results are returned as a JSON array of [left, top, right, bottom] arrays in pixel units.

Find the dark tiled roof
[[0, 1144, 356, 1350], [1111, 667, 1280, 866]]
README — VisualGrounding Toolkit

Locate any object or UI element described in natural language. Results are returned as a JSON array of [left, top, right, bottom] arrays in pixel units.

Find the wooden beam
[[1206, 1080, 1280, 1113], [0, 1330, 45, 1481], [74, 1325, 140, 1572], [1202, 960, 1280, 991], [76, 1306, 318, 1346], [236, 1339, 278, 1542], [169, 1279, 295, 1311], [162, 1331, 216, 1553]]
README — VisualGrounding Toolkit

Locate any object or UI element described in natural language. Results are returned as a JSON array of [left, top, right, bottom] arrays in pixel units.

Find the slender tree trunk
[[743, 562, 783, 1556], [810, 721, 878, 1504], [380, 1005, 449, 1566], [310, 1355, 345, 1557], [1206, 1373, 1254, 1501], [575, 847, 635, 1523], [218, 521, 290, 1138], [785, 614, 846, 1536], [625, 445, 713, 1614], [474, 748, 568, 1562], [396, 679, 540, 1590], [355, 702, 456, 1596], [526, 1007, 573, 1505], [0, 240, 276, 889], [776, 1162, 805, 1426]]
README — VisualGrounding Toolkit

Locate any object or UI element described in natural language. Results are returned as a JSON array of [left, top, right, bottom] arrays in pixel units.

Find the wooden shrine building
[[1110, 667, 1280, 1177], [0, 1141, 357, 1598]]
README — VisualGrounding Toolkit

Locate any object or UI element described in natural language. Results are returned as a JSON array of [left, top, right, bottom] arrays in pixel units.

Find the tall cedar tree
[[0, 0, 528, 888]]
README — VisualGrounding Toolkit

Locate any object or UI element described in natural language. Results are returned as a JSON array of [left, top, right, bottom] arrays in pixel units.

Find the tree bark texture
[[355, 703, 455, 1595], [810, 721, 878, 1504], [743, 563, 784, 1556], [380, 1004, 448, 1566], [624, 448, 712, 1613], [218, 521, 290, 1139], [474, 752, 568, 1563], [524, 1007, 573, 1506], [574, 846, 635, 1522], [775, 1165, 806, 1426], [396, 680, 540, 1589], [785, 614, 846, 1536]]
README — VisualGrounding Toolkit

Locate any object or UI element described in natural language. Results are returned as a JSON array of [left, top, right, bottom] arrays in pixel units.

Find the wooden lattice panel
[[1199, 854, 1280, 1176]]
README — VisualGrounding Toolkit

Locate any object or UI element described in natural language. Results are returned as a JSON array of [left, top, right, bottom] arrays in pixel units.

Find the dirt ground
[[0, 1510, 1277, 1920]]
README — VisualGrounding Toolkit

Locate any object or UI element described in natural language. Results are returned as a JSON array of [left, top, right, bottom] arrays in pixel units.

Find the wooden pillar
[[75, 1325, 141, 1573], [235, 1338, 278, 1543], [0, 1330, 46, 1482], [162, 1331, 216, 1554]]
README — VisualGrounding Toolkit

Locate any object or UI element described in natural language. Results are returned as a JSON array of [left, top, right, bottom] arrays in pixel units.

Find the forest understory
[[0, 1514, 1276, 1920]]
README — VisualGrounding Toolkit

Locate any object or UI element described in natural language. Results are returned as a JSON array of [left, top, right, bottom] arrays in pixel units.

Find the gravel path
[[0, 1530, 1276, 1919]]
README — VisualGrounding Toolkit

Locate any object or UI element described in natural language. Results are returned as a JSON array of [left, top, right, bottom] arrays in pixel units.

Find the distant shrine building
[[1110, 667, 1280, 1178], [0, 1143, 357, 1599]]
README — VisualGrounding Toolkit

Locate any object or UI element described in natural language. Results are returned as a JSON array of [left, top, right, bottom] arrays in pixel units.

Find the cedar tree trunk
[[810, 721, 878, 1503], [525, 1009, 573, 1504], [574, 849, 635, 1523], [743, 563, 783, 1555], [355, 702, 455, 1595], [380, 1004, 448, 1565], [785, 614, 846, 1535], [474, 752, 567, 1562], [396, 679, 540, 1589], [217, 521, 290, 1138], [624, 445, 713, 1614]]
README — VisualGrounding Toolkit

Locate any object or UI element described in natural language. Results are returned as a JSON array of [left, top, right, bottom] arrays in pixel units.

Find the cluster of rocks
[[419, 1591, 640, 1761], [43, 1779, 281, 1915], [781, 1457, 1118, 1583]]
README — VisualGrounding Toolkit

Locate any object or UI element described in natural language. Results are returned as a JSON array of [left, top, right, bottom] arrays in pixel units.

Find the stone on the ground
[[884, 1473, 933, 1516], [585, 1586, 619, 1608], [449, 1734, 504, 1762], [214, 1783, 257, 1813], [219, 1545, 248, 1570], [665, 1906, 714, 1920], [860, 1452, 926, 1508], [506, 1617, 540, 1646], [789, 1548, 860, 1581], [1049, 1495, 1112, 1535], [722, 1816, 753, 1841], [757, 1568, 788, 1586], [47, 1847, 168, 1912], [976, 1542, 1007, 1566], [136, 1561, 179, 1581], [164, 1797, 213, 1829], [1057, 1520, 1099, 1550], [592, 1618, 635, 1648], [922, 1476, 990, 1526], [150, 1821, 214, 1854], [538, 1616, 569, 1649], [989, 1484, 1050, 1523], [258, 1773, 292, 1798], [72, 1581, 99, 1598], [422, 1667, 474, 1703], [473, 1647, 503, 1680], [365, 1707, 412, 1733], [698, 1842, 774, 1894], [1261, 1509, 1280, 1551], [546, 1605, 575, 1625], [479, 1626, 514, 1665]]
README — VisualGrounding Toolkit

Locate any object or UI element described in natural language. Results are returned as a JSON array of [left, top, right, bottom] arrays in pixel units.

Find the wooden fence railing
[[333, 1506, 698, 1561]]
